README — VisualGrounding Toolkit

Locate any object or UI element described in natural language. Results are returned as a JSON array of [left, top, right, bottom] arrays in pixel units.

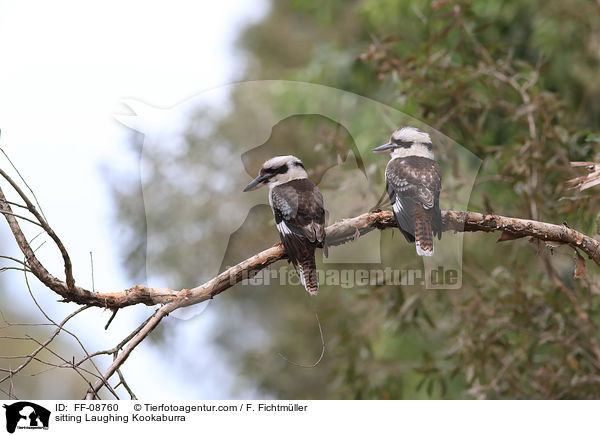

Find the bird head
[[372, 126, 434, 159], [243, 155, 308, 192]]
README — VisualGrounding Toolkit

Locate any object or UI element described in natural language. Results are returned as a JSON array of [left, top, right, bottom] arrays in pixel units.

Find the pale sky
[[0, 0, 267, 399]]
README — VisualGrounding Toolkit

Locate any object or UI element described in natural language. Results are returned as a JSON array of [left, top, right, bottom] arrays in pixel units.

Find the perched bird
[[243, 155, 326, 295], [372, 127, 442, 256]]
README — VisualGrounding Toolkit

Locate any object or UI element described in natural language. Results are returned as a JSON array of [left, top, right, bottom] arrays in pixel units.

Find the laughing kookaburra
[[243, 155, 326, 295], [372, 127, 442, 256]]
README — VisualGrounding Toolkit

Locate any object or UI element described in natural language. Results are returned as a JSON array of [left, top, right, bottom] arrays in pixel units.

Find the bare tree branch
[[568, 162, 600, 191], [81, 209, 600, 398], [3, 159, 600, 399], [3, 178, 600, 312], [0, 168, 75, 289], [85, 307, 167, 399]]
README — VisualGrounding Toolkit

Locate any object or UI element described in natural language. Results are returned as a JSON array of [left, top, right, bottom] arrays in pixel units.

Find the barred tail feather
[[414, 213, 434, 256], [297, 255, 319, 296]]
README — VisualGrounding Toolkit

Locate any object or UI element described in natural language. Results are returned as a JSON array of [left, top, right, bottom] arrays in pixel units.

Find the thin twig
[[20, 270, 118, 399], [90, 251, 95, 293], [277, 312, 325, 368], [0, 306, 88, 384], [0, 147, 49, 222], [75, 310, 156, 368], [115, 368, 137, 400], [104, 310, 118, 330], [0, 210, 44, 228]]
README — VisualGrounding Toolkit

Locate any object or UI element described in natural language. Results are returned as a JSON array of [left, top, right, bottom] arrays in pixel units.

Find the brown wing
[[385, 156, 442, 241], [270, 179, 326, 265]]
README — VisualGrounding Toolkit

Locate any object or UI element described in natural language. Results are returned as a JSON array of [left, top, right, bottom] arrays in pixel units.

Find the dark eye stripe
[[262, 165, 289, 176], [393, 139, 433, 149], [393, 140, 413, 147]]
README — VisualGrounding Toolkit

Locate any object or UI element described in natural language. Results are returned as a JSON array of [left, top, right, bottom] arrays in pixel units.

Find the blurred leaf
[[584, 133, 600, 143]]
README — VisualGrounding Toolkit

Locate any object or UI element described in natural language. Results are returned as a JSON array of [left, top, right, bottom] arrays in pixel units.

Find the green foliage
[[112, 0, 600, 398]]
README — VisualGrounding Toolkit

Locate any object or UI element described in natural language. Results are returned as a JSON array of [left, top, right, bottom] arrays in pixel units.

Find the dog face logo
[[3, 402, 50, 433]]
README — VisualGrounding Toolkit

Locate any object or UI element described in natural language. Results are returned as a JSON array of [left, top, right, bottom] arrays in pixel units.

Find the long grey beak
[[243, 174, 270, 192], [372, 142, 396, 153]]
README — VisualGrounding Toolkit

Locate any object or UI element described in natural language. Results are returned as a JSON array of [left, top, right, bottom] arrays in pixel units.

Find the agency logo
[[2, 402, 50, 434]]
